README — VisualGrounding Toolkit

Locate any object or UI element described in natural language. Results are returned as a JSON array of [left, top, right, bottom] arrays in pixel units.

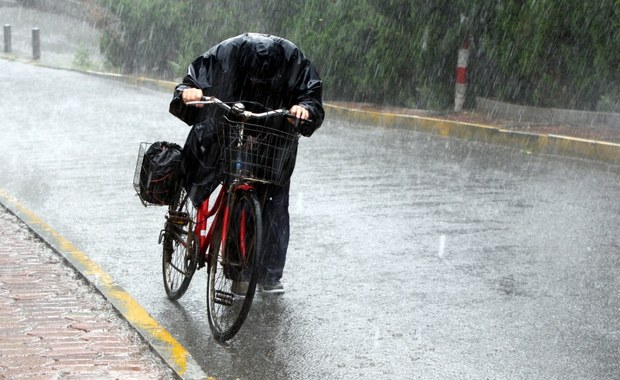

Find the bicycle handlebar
[[186, 96, 293, 120]]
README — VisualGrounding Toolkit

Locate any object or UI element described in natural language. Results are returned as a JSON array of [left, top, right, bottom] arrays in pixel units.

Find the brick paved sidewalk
[[0, 208, 174, 379]]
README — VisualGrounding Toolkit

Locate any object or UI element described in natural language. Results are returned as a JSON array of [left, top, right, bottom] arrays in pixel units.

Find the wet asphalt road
[[1, 60, 620, 379]]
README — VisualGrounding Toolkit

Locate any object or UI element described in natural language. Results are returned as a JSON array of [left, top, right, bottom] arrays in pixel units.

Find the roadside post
[[3, 24, 10, 53], [32, 27, 40, 60], [454, 31, 470, 112]]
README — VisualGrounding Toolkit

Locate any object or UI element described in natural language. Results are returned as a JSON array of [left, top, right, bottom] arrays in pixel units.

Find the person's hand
[[289, 105, 310, 121], [182, 88, 204, 108], [288, 105, 315, 136]]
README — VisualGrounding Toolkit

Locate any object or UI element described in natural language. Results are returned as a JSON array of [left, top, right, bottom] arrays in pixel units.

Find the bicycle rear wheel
[[162, 189, 197, 300], [207, 189, 262, 342]]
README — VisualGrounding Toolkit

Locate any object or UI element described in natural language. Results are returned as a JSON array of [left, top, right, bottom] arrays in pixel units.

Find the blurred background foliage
[[97, 0, 619, 112]]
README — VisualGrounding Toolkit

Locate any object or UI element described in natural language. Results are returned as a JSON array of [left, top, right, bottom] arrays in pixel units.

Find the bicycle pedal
[[214, 290, 235, 306], [166, 211, 190, 226]]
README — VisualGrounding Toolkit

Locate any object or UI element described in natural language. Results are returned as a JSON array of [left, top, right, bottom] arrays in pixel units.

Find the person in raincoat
[[169, 33, 324, 293]]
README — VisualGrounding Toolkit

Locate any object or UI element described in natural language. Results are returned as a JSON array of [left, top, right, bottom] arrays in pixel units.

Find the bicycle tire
[[162, 189, 198, 300], [206, 189, 262, 342]]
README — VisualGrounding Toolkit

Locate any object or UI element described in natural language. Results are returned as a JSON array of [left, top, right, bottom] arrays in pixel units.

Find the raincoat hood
[[170, 33, 324, 135]]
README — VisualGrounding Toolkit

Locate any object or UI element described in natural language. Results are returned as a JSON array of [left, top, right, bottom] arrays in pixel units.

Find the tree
[[98, 0, 619, 111], [477, 0, 619, 110]]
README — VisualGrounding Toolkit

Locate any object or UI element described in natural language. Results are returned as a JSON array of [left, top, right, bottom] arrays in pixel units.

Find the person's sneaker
[[259, 281, 285, 294], [231, 281, 249, 297]]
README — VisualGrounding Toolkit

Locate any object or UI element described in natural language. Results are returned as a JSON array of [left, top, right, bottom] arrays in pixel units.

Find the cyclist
[[169, 33, 324, 294]]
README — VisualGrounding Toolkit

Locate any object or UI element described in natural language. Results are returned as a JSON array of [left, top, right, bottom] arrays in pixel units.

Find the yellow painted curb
[[0, 188, 210, 380], [324, 103, 620, 165]]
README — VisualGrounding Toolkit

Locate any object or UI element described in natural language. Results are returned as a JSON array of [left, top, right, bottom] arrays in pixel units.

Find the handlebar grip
[[296, 118, 315, 137]]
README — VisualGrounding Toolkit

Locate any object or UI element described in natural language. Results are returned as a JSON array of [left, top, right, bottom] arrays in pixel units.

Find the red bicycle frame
[[194, 183, 256, 264]]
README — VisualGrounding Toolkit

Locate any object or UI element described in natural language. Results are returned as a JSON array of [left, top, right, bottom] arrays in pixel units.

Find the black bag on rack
[[136, 141, 183, 206]]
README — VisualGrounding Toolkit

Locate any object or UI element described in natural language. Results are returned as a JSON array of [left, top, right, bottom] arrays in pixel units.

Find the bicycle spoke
[[166, 259, 192, 277]]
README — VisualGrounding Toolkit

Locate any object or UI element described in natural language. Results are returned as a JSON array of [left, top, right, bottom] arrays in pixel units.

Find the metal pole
[[32, 27, 40, 60], [3, 24, 10, 53]]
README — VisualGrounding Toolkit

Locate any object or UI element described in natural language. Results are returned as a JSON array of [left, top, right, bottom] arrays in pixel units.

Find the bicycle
[[158, 97, 304, 342]]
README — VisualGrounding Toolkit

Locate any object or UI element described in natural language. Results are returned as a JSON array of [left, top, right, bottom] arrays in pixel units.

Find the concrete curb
[[0, 188, 210, 380]]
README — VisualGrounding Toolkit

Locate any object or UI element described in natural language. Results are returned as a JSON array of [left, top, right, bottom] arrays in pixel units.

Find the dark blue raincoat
[[169, 33, 324, 286]]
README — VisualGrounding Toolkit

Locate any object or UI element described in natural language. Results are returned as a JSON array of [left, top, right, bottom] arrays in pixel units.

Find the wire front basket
[[218, 118, 299, 186]]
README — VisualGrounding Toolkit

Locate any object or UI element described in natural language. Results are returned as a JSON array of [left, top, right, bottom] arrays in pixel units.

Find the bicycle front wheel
[[207, 189, 262, 342], [162, 189, 198, 300]]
